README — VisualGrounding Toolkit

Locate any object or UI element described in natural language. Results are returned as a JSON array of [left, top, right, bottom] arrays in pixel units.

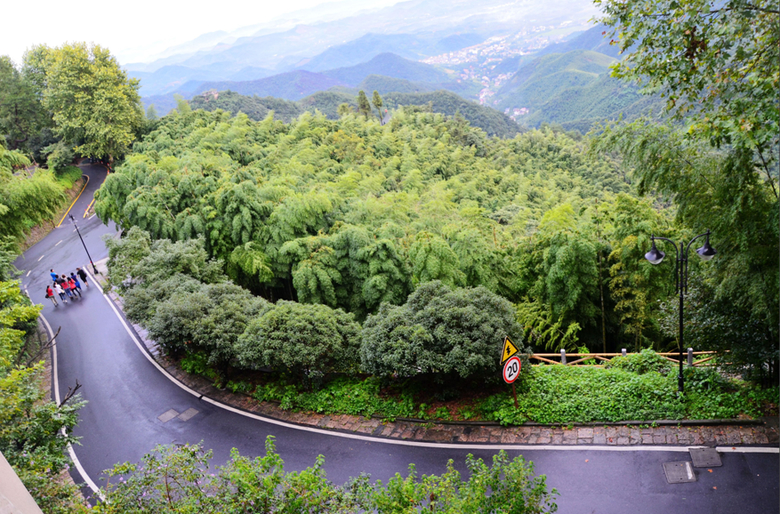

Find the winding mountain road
[[14, 163, 779, 513]]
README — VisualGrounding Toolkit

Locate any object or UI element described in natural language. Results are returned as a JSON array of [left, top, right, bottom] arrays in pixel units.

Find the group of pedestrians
[[45, 268, 89, 306]]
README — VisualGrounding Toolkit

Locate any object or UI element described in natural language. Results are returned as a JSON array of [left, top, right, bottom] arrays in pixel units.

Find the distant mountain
[[185, 88, 520, 138], [495, 50, 617, 111], [298, 33, 484, 72], [537, 24, 623, 59], [383, 90, 521, 138], [522, 75, 663, 133], [321, 53, 451, 86], [191, 70, 348, 101], [358, 75, 435, 94], [493, 49, 662, 132], [127, 0, 597, 74]]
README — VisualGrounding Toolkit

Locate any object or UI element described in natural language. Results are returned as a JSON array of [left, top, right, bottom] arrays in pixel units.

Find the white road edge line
[[29, 292, 105, 499], [84, 270, 780, 455], [26, 270, 31, 277]]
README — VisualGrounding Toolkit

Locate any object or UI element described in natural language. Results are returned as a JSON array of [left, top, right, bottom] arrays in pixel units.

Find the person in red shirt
[[68, 277, 82, 297], [46, 285, 58, 306], [61, 275, 74, 299]]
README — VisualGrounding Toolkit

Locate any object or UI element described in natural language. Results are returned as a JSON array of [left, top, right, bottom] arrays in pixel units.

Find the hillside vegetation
[[495, 49, 662, 129], [189, 89, 521, 137]]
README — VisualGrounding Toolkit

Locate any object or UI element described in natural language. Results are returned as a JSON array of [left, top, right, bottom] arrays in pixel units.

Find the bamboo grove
[[95, 107, 687, 354]]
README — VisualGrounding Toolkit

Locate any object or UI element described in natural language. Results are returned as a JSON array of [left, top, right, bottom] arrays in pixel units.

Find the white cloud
[[1, 0, 396, 65]]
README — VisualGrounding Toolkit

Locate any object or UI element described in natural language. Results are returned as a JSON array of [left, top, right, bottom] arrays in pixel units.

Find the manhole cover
[[690, 447, 722, 467], [663, 461, 697, 484]]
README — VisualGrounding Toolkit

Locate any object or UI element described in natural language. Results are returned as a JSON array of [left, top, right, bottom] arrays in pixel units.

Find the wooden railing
[[530, 349, 720, 367]]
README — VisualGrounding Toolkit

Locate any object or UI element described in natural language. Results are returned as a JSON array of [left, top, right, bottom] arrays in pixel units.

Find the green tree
[[0, 56, 51, 152], [596, 0, 779, 159], [235, 301, 361, 381], [0, 145, 64, 243], [361, 281, 524, 383], [38, 43, 143, 162], [356, 90, 371, 119], [371, 90, 384, 119]]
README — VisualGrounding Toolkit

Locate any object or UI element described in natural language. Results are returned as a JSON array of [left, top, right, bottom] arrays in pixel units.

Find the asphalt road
[[15, 164, 780, 513]]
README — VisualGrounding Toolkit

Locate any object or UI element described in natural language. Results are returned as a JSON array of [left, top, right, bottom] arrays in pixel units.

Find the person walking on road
[[50, 269, 58, 283], [54, 282, 67, 303], [61, 275, 74, 299], [70, 273, 84, 295], [76, 267, 89, 288], [45, 285, 58, 306], [68, 276, 82, 297]]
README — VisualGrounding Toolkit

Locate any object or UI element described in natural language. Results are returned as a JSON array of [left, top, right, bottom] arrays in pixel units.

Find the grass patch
[[177, 351, 779, 424], [54, 165, 83, 189]]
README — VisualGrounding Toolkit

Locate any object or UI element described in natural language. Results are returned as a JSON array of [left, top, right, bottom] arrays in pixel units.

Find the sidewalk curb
[[96, 272, 779, 448]]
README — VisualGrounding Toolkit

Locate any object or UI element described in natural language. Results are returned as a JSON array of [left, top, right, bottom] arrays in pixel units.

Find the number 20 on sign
[[503, 356, 521, 384]]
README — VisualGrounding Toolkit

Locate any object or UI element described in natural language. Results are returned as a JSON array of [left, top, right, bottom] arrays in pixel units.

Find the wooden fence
[[530, 349, 719, 367]]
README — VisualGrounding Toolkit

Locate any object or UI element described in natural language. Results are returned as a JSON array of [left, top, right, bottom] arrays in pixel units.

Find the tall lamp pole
[[645, 230, 716, 394], [70, 214, 100, 276]]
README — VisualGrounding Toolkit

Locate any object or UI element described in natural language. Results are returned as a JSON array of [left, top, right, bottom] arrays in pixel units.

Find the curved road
[[15, 164, 779, 513]]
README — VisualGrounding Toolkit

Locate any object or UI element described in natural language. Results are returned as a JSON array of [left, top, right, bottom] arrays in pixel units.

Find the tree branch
[[59, 379, 82, 406]]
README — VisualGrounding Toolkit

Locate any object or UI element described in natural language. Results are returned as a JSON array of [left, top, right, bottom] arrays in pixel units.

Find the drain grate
[[690, 447, 722, 468], [663, 461, 697, 484]]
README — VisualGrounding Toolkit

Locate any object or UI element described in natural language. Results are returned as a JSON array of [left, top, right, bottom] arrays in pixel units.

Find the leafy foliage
[[94, 436, 558, 513], [0, 279, 87, 513], [236, 301, 361, 379], [34, 42, 144, 161], [361, 281, 524, 382], [0, 145, 65, 244]]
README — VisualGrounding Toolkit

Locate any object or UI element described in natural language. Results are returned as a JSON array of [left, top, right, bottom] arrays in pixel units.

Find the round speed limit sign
[[502, 356, 522, 384]]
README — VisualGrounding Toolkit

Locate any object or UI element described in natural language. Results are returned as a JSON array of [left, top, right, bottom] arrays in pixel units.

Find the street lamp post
[[70, 214, 100, 276], [644, 229, 716, 394]]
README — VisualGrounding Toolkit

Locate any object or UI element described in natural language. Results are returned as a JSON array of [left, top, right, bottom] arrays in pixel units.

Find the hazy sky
[[2, 0, 396, 66]]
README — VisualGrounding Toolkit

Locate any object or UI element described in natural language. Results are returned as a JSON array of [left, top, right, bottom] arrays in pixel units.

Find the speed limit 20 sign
[[502, 356, 521, 384]]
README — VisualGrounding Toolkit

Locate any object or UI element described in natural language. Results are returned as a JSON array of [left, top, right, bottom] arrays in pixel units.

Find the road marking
[[55, 240, 63, 246], [84, 269, 780, 454], [36, 304, 104, 499], [37, 255, 44, 261], [26, 270, 31, 277], [88, 214, 97, 220], [56, 174, 90, 227]]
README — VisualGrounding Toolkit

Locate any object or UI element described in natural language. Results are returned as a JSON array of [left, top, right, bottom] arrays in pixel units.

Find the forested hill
[[189, 89, 521, 138], [95, 108, 643, 346]]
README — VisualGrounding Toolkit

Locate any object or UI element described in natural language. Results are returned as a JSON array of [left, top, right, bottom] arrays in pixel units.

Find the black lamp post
[[70, 214, 100, 276], [645, 230, 716, 394]]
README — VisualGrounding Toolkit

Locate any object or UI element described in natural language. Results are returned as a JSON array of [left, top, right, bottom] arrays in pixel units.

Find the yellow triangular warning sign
[[501, 336, 519, 364]]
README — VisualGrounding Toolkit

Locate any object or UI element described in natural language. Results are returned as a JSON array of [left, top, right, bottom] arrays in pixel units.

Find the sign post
[[502, 355, 521, 408]]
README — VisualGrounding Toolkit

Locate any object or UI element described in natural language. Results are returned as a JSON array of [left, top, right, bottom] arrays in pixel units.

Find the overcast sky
[[2, 0, 396, 66]]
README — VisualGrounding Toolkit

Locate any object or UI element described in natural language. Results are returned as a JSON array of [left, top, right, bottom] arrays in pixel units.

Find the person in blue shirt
[[50, 269, 58, 282]]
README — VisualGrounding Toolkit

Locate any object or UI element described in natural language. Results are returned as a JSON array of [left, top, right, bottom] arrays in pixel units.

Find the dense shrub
[[361, 281, 524, 381], [94, 437, 558, 513], [604, 348, 673, 375], [236, 301, 362, 379]]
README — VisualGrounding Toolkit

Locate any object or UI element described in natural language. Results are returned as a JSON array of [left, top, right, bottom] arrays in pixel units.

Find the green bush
[[54, 165, 83, 188], [361, 281, 525, 383], [236, 301, 362, 380], [94, 437, 558, 513], [43, 140, 74, 173], [604, 348, 673, 375]]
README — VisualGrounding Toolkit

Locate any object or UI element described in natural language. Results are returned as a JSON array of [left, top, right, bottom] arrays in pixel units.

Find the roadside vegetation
[[0, 256, 86, 513], [92, 437, 558, 513]]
